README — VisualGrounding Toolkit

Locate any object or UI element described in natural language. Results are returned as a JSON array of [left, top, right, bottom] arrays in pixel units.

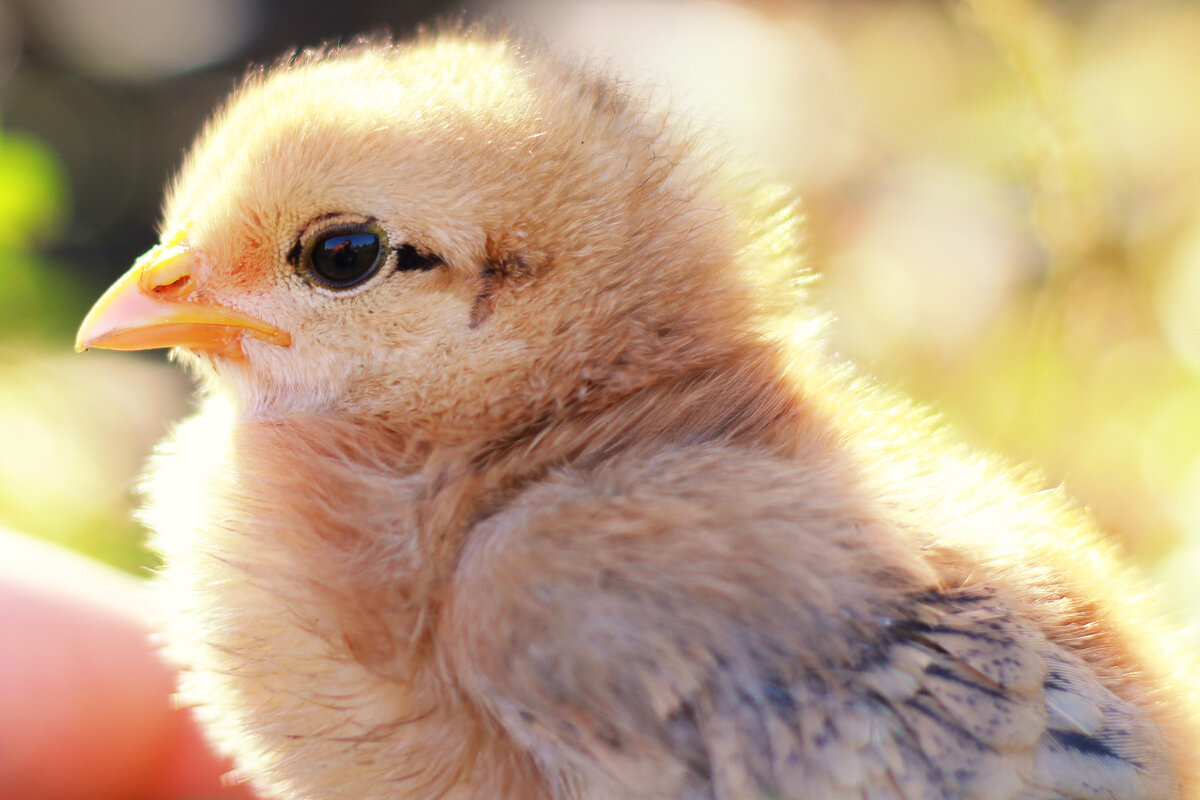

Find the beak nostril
[[134, 241, 195, 296], [153, 274, 193, 297]]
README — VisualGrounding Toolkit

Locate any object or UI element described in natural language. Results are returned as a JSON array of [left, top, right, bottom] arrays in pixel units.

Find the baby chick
[[76, 32, 1198, 800]]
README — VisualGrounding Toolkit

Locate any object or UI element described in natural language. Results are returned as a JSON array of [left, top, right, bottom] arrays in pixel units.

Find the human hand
[[0, 525, 259, 800]]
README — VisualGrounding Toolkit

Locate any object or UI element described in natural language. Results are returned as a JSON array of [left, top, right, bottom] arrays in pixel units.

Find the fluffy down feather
[[79, 30, 1198, 800]]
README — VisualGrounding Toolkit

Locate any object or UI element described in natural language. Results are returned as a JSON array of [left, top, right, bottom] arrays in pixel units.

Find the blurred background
[[2, 0, 1200, 637]]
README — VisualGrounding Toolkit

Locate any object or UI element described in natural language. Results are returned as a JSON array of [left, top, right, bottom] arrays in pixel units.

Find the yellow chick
[[76, 32, 1197, 800]]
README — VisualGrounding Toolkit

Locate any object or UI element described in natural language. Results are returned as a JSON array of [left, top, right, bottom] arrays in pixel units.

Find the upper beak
[[75, 232, 291, 359]]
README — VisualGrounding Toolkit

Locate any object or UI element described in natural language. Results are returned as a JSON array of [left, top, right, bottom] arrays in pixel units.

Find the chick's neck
[[230, 335, 813, 663]]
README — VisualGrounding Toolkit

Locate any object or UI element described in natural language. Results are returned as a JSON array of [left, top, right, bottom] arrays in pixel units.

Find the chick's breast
[[77, 31, 1196, 800]]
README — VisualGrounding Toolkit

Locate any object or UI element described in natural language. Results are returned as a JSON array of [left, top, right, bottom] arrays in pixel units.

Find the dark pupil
[[311, 232, 380, 285]]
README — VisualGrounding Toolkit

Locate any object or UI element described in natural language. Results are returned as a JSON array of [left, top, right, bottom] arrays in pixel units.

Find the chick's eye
[[303, 225, 385, 288]]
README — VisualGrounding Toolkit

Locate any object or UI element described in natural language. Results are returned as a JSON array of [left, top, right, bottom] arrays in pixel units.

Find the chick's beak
[[75, 235, 291, 359]]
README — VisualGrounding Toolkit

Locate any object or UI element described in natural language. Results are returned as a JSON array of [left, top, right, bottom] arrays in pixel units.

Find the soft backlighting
[[25, 0, 259, 81]]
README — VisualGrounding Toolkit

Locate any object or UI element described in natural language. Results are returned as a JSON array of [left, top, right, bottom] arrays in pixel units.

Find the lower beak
[[75, 238, 291, 359]]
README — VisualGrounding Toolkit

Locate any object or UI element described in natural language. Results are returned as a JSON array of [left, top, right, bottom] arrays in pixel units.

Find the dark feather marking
[[1043, 669, 1070, 691], [890, 619, 936, 636], [1048, 729, 1126, 763], [395, 243, 442, 272], [762, 681, 797, 714], [865, 689, 945, 785], [664, 701, 711, 782], [595, 726, 624, 751], [910, 588, 994, 606], [469, 266, 498, 329], [924, 662, 1008, 701], [924, 624, 1009, 646], [905, 695, 988, 750]]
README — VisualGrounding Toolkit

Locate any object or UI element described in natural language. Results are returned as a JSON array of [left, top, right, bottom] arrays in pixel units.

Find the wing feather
[[463, 585, 1178, 800]]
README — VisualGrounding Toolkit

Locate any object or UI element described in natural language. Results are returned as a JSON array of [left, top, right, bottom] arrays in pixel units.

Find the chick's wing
[[443, 447, 1177, 800]]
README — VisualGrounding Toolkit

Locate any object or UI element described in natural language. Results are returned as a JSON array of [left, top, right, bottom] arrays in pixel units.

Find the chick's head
[[78, 35, 793, 434]]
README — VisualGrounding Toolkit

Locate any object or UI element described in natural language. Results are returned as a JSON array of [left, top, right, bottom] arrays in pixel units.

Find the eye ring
[[299, 222, 388, 289]]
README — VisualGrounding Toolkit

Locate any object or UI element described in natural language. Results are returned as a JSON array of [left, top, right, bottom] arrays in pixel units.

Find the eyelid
[[289, 213, 378, 263]]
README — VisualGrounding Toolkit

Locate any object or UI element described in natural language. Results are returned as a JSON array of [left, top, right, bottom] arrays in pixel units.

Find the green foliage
[[0, 124, 165, 574], [0, 127, 84, 340], [0, 129, 63, 248]]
